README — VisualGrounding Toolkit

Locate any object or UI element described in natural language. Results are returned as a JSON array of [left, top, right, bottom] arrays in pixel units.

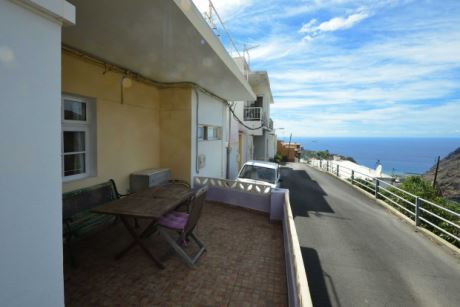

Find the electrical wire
[[62, 44, 267, 131], [225, 100, 265, 131]]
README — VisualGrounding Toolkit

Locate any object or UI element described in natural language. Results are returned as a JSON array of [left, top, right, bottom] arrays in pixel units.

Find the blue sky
[[193, 0, 460, 137]]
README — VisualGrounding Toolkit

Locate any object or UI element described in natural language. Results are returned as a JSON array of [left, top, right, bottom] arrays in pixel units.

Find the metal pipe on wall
[[194, 88, 200, 174]]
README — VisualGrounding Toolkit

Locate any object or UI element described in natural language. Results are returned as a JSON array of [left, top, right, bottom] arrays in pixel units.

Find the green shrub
[[378, 176, 460, 247], [274, 153, 282, 163], [353, 178, 375, 195]]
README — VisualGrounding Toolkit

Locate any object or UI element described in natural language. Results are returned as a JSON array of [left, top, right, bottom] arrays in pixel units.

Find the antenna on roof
[[203, 0, 241, 57], [243, 44, 259, 67]]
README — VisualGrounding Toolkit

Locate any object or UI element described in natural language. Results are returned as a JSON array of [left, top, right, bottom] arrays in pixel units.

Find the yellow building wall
[[61, 52, 161, 193], [159, 88, 192, 182]]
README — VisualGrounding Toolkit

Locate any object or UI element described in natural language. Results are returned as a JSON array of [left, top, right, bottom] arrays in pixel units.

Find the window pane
[[206, 127, 222, 140], [207, 127, 215, 139], [64, 153, 86, 176], [64, 131, 85, 153], [255, 96, 263, 107], [198, 126, 204, 140], [64, 100, 86, 121]]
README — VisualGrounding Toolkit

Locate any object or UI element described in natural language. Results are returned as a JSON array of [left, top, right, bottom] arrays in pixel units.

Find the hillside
[[424, 147, 460, 202]]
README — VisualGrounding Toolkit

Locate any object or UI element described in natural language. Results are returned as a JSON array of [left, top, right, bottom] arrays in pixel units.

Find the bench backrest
[[62, 180, 120, 220]]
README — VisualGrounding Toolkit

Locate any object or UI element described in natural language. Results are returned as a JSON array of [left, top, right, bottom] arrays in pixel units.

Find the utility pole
[[432, 155, 440, 188], [287, 133, 292, 162]]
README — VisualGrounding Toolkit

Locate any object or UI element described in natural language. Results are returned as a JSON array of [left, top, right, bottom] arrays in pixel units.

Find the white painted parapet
[[283, 191, 313, 307], [194, 176, 313, 306]]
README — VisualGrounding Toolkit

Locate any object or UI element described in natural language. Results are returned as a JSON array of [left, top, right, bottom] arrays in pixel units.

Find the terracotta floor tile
[[64, 202, 287, 306]]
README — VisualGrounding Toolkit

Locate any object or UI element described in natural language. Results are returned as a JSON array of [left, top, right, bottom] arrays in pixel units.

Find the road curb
[[304, 163, 460, 258]]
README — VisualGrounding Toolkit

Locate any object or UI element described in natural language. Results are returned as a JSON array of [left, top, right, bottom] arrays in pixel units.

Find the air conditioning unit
[[130, 168, 170, 193]]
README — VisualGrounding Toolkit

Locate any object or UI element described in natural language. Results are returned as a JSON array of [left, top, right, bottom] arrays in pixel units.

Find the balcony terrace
[[242, 107, 265, 136], [244, 106, 263, 122], [64, 201, 287, 306]]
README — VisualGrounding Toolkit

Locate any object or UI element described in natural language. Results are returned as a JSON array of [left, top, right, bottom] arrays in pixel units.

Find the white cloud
[[299, 19, 317, 33], [282, 0, 369, 18], [192, 0, 252, 18], [248, 35, 311, 62], [299, 9, 370, 39], [318, 10, 369, 32], [273, 79, 458, 107], [196, 0, 460, 137], [273, 102, 460, 137]]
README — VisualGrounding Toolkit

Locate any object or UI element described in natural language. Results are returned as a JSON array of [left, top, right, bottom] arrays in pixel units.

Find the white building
[[309, 159, 394, 183], [228, 57, 277, 178], [248, 71, 277, 162]]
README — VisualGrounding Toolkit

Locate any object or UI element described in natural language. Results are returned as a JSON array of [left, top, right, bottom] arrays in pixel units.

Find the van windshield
[[239, 165, 277, 184]]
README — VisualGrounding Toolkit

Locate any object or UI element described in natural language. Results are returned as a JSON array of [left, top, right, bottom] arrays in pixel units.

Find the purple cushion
[[158, 211, 189, 230]]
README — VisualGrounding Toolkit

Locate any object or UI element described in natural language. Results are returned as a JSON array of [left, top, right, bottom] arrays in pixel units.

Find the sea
[[285, 137, 460, 176]]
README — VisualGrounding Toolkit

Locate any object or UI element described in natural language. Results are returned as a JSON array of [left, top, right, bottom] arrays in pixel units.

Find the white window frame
[[198, 125, 205, 141], [61, 94, 96, 182], [198, 125, 222, 141], [206, 126, 222, 141]]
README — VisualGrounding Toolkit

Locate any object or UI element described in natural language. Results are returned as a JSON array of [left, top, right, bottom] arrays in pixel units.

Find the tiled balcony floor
[[64, 201, 287, 306]]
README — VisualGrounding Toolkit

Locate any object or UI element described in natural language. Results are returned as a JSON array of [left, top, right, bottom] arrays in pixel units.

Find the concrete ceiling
[[62, 0, 255, 101]]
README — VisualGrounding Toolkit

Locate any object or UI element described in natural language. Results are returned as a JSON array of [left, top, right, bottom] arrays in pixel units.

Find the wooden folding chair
[[157, 186, 208, 266]]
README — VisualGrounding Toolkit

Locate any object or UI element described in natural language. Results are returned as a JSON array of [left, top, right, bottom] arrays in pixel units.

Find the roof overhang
[[16, 0, 75, 25], [62, 0, 255, 101], [249, 71, 274, 104]]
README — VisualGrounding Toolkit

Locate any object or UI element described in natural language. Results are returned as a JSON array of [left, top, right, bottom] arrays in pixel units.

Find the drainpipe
[[194, 88, 200, 174], [226, 103, 232, 179]]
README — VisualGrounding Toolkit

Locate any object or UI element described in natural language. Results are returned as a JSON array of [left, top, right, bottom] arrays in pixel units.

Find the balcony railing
[[202, 0, 242, 58], [244, 107, 262, 121]]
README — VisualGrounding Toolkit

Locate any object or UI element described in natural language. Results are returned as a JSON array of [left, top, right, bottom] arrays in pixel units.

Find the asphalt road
[[280, 163, 460, 307]]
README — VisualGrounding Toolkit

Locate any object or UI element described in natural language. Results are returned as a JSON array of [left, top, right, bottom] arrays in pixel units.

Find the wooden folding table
[[93, 184, 191, 269]]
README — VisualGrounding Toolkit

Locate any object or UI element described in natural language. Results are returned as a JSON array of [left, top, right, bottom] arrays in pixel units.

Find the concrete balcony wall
[[254, 134, 268, 161], [193, 177, 313, 307]]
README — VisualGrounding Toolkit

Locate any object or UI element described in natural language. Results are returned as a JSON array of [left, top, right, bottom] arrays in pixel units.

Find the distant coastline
[[280, 137, 460, 175], [301, 149, 357, 164]]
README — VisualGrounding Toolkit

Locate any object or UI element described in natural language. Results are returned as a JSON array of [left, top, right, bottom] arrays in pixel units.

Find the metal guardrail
[[243, 107, 262, 121], [307, 159, 460, 245], [202, 0, 242, 58]]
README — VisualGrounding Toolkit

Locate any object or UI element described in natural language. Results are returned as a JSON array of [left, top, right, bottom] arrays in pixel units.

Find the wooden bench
[[62, 179, 125, 266]]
